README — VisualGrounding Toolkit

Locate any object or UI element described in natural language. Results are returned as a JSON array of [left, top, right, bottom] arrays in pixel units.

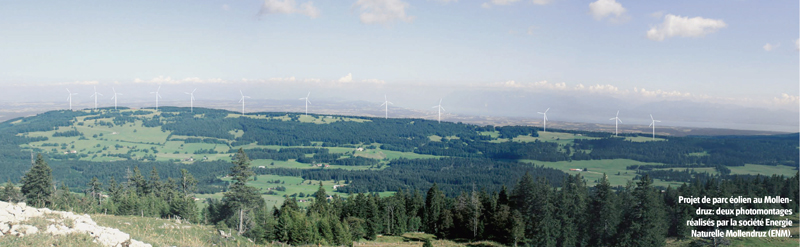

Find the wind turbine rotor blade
[[388, 101, 393, 105], [240, 90, 244, 96], [649, 122, 653, 127], [616, 110, 619, 117], [306, 99, 311, 105], [545, 108, 550, 113], [537, 112, 544, 114], [609, 118, 616, 120], [617, 118, 622, 123], [440, 107, 445, 112], [544, 115, 548, 121], [192, 88, 196, 93], [306, 92, 310, 98], [380, 102, 386, 107], [650, 114, 654, 121], [655, 120, 661, 122]]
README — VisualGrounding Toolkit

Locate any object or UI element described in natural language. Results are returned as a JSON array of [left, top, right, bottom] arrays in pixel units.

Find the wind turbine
[[89, 86, 102, 110], [649, 114, 661, 140], [380, 95, 393, 119], [66, 88, 78, 110], [110, 87, 122, 110], [150, 85, 162, 110], [238, 90, 250, 115], [432, 99, 445, 123], [537, 108, 550, 132], [299, 92, 311, 115], [185, 88, 196, 112], [609, 110, 622, 136]]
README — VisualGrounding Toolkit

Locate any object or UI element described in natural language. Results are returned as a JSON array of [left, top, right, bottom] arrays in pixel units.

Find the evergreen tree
[[616, 175, 667, 247], [179, 168, 197, 197], [588, 174, 619, 246], [2, 179, 21, 203], [221, 148, 264, 235], [21, 154, 53, 207], [424, 183, 446, 238], [88, 176, 103, 204]]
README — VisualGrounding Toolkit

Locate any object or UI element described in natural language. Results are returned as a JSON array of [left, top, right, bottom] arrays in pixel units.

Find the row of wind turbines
[[67, 87, 663, 139]]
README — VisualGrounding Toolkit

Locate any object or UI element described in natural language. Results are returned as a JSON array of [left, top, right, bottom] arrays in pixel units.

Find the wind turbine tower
[[185, 88, 196, 112], [299, 92, 311, 115], [66, 88, 78, 110], [110, 87, 122, 110], [150, 85, 162, 111], [649, 114, 661, 140], [537, 108, 550, 132], [89, 86, 102, 110], [238, 90, 250, 115], [432, 99, 445, 123], [609, 110, 622, 136], [380, 95, 393, 119]]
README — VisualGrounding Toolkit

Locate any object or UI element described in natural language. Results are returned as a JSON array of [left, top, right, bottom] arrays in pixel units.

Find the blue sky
[[0, 0, 797, 130]]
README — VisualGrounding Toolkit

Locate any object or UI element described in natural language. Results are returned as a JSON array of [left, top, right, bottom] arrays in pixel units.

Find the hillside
[[0, 107, 795, 197]]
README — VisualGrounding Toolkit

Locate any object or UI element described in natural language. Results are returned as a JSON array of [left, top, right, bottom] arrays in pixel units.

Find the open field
[[522, 159, 685, 187], [624, 136, 667, 142], [91, 214, 259, 247], [196, 173, 396, 209], [729, 164, 798, 177]]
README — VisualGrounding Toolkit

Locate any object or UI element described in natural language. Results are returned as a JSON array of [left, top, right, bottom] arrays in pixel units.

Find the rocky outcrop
[[0, 200, 151, 247]]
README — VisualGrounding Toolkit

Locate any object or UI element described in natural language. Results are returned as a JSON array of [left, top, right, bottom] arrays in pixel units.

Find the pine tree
[[179, 169, 197, 197], [588, 174, 619, 246], [88, 176, 103, 205], [617, 175, 667, 247], [222, 148, 263, 235], [2, 179, 21, 203], [21, 154, 53, 207], [424, 183, 446, 237]]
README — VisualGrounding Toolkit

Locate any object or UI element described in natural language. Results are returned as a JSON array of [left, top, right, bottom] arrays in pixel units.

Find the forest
[[0, 107, 796, 195], [3, 149, 797, 247]]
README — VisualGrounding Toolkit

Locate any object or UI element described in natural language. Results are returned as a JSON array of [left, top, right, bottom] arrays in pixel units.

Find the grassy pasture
[[729, 164, 798, 177], [521, 159, 685, 187], [624, 136, 667, 142]]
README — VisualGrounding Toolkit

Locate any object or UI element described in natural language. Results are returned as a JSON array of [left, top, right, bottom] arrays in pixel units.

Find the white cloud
[[134, 76, 226, 84], [269, 76, 297, 82], [304, 78, 321, 83], [259, 0, 320, 19], [773, 93, 799, 105], [646, 14, 726, 41], [430, 0, 458, 3], [589, 0, 626, 21], [795, 39, 799, 51], [355, 0, 414, 25], [337, 73, 353, 83], [361, 79, 386, 84], [763, 43, 778, 52], [481, 0, 520, 8], [531, 0, 553, 5]]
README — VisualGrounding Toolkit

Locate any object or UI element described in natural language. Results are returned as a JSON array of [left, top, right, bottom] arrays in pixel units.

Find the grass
[[0, 233, 104, 247], [521, 159, 685, 187], [91, 214, 260, 247], [513, 131, 600, 145], [729, 164, 798, 178], [624, 136, 666, 142]]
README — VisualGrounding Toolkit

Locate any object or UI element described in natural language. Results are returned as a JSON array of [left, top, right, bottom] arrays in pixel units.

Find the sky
[[0, 0, 798, 131]]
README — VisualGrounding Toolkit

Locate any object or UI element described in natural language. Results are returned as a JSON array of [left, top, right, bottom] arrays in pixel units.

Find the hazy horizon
[[0, 1, 797, 133]]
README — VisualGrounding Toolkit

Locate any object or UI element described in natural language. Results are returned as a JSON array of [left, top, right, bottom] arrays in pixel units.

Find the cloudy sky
[[0, 0, 797, 131]]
